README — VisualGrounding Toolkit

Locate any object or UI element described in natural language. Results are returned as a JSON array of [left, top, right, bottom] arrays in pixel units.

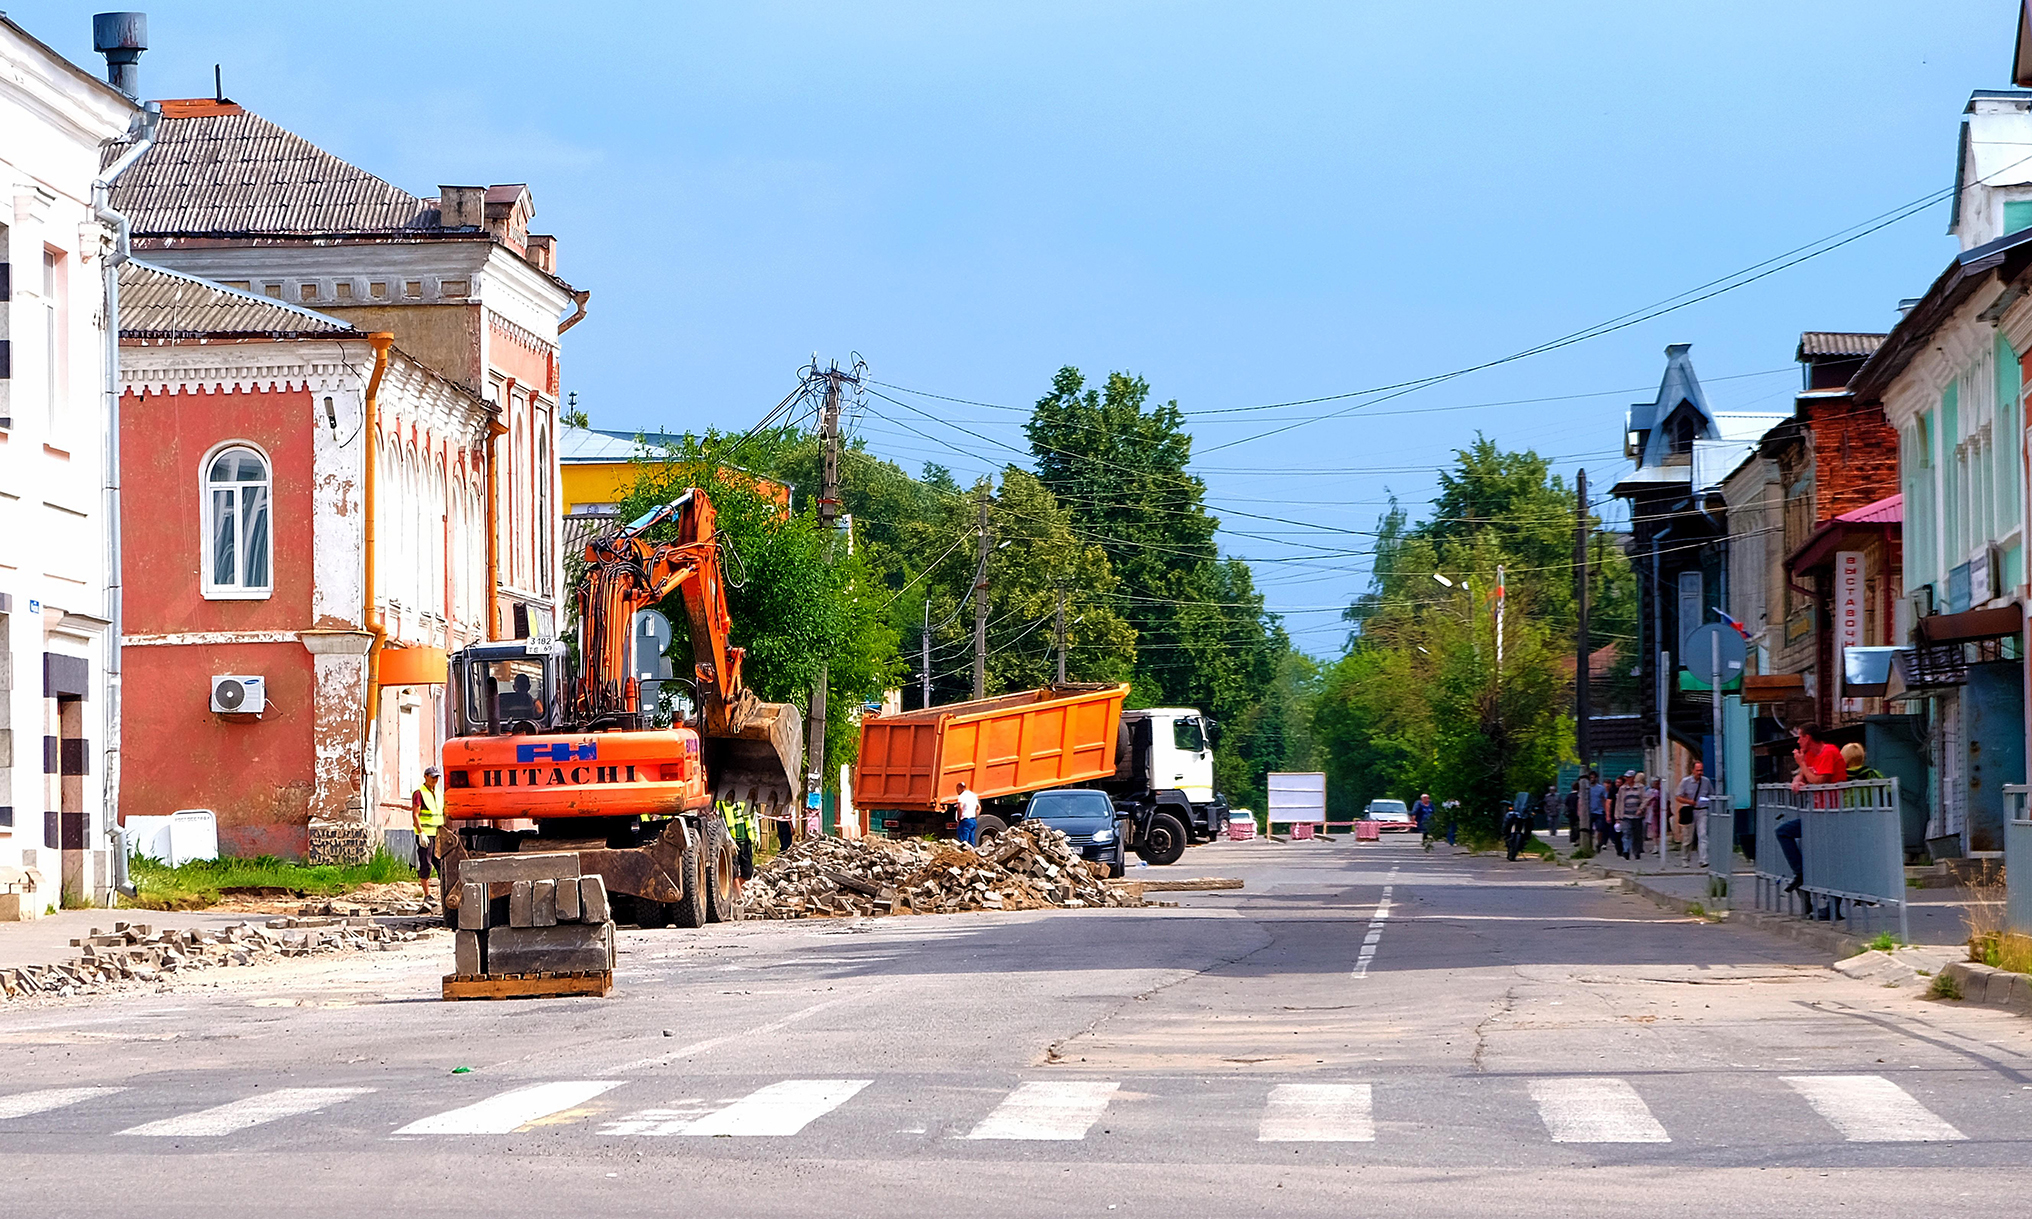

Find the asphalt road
[[4, 835, 2031, 1217]]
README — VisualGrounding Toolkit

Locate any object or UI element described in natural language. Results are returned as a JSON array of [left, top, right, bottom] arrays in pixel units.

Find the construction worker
[[412, 766, 444, 901], [719, 798, 757, 895]]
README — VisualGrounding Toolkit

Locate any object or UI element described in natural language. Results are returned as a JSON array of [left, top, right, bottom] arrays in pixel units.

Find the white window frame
[[200, 440, 276, 600]]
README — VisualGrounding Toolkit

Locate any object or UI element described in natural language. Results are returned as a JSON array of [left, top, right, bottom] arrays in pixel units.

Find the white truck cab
[[1125, 708, 1217, 803]]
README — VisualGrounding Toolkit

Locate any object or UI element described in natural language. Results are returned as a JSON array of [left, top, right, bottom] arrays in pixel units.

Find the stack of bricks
[[451, 852, 615, 980]]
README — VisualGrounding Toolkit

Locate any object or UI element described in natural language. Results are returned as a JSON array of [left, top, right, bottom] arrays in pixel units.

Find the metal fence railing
[[2007, 785, 2032, 937], [1753, 780, 1908, 942], [1704, 807, 1736, 910]]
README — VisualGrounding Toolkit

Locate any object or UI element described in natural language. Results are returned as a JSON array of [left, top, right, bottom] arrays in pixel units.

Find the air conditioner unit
[[210, 674, 266, 714]]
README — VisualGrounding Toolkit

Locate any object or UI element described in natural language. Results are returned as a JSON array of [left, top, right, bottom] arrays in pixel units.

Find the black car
[[1020, 789, 1128, 878]]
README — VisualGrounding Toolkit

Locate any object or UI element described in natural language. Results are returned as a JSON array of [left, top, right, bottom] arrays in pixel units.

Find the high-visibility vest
[[415, 782, 445, 839], [718, 800, 754, 844]]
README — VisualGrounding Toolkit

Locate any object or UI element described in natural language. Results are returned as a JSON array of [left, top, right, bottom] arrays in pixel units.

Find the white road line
[[1783, 1075, 1967, 1142], [394, 1081, 621, 1135], [1258, 1083, 1374, 1142], [120, 1087, 372, 1137], [0, 1087, 127, 1120], [679, 1079, 872, 1136], [1352, 867, 1401, 979], [965, 1081, 1120, 1140], [1529, 1078, 1670, 1143]]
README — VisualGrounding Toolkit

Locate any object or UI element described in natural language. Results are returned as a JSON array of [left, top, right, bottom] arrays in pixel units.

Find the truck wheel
[[1135, 811, 1188, 866], [975, 813, 1008, 845], [672, 826, 709, 929], [628, 894, 671, 929]]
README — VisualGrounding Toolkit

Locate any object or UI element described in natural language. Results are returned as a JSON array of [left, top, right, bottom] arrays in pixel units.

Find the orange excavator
[[435, 489, 802, 928]]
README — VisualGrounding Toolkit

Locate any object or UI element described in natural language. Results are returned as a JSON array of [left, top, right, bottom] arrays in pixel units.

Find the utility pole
[[922, 599, 933, 710], [805, 361, 856, 836], [973, 487, 992, 701], [1055, 588, 1068, 685], [1575, 469, 1591, 778]]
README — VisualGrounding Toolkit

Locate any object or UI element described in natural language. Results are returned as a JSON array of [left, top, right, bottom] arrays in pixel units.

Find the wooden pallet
[[441, 970, 613, 1001]]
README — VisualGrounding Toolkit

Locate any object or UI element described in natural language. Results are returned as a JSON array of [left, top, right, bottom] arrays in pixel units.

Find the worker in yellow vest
[[718, 799, 756, 896], [412, 766, 444, 901]]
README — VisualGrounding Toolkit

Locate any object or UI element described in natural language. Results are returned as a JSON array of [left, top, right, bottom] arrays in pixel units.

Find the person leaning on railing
[[1776, 724, 1845, 896]]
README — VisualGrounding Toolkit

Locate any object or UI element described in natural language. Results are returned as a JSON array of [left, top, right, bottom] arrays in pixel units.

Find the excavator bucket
[[701, 698, 804, 825]]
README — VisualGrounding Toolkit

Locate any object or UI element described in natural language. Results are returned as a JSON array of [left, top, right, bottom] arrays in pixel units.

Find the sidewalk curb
[[1942, 960, 2032, 1013]]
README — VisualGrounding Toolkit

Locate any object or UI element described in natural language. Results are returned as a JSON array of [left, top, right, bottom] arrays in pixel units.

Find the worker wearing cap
[[412, 766, 444, 900]]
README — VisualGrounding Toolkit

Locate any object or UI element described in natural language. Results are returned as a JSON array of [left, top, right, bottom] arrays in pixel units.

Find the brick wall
[[1807, 398, 1900, 518]]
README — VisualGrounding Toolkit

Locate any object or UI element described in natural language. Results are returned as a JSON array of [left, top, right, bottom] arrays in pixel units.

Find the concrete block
[[454, 930, 483, 977], [531, 879, 558, 927], [485, 923, 613, 975], [509, 880, 534, 928], [457, 853, 581, 885], [556, 873, 581, 922], [457, 881, 488, 930], [579, 875, 610, 923]]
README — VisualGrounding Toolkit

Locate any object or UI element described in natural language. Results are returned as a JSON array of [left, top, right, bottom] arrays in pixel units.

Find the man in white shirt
[[953, 782, 981, 847]]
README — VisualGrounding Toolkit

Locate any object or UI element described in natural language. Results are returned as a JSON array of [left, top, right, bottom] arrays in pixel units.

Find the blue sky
[[13, 1, 2015, 654]]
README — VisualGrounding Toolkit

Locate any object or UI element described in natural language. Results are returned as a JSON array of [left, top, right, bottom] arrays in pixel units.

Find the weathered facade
[[107, 97, 585, 856], [117, 262, 494, 857], [0, 15, 141, 913]]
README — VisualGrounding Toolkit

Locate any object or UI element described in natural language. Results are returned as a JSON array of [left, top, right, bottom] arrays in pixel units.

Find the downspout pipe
[[94, 102, 160, 898], [360, 333, 396, 817], [484, 415, 508, 639]]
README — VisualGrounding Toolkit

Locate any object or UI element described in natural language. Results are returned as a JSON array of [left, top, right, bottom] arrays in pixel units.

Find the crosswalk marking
[[395, 1081, 622, 1135], [1783, 1075, 1966, 1143], [0, 1087, 128, 1120], [965, 1081, 1120, 1140], [1529, 1078, 1669, 1143], [680, 1079, 872, 1137], [119, 1087, 372, 1137], [1258, 1083, 1374, 1142]]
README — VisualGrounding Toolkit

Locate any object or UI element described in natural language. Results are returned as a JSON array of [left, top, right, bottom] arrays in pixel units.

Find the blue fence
[[1753, 780, 1908, 942], [2007, 785, 2032, 937]]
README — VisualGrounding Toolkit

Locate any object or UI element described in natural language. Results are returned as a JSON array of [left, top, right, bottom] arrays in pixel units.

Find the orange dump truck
[[855, 683, 1229, 865]]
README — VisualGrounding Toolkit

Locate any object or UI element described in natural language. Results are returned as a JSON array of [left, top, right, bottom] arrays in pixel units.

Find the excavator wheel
[[672, 821, 709, 929], [703, 818, 740, 923]]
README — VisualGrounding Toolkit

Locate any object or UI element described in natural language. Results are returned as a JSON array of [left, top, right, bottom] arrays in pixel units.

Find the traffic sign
[[1683, 623, 1747, 687]]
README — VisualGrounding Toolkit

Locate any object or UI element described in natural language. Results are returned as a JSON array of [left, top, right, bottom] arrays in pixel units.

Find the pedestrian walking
[[953, 781, 981, 847], [1643, 775, 1663, 856], [1617, 773, 1649, 860], [1442, 799, 1460, 846], [1541, 785, 1560, 834], [1411, 793, 1435, 842], [411, 766, 444, 902], [1585, 771, 1607, 851], [1674, 761, 1715, 866], [1564, 782, 1581, 844]]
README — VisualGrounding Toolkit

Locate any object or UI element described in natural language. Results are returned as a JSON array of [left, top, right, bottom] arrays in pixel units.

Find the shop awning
[[1741, 673, 1807, 704], [1917, 603, 2023, 645], [1786, 493, 1902, 574]]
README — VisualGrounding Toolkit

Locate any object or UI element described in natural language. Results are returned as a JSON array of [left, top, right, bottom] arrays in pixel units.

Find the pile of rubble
[[743, 823, 1137, 919], [0, 917, 432, 1002]]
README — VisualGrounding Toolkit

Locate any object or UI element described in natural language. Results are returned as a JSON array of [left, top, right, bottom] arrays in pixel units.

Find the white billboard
[[1267, 771, 1327, 824]]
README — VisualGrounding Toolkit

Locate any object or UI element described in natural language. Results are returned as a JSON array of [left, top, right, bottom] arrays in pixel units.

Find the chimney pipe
[[92, 12, 148, 98]]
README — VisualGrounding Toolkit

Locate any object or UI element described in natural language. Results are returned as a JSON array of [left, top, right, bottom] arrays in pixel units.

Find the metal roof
[[108, 102, 437, 237], [1796, 332, 1886, 358], [119, 260, 356, 340], [560, 426, 684, 464]]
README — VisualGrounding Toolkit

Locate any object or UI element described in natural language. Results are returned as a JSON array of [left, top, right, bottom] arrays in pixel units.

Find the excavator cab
[[451, 639, 567, 736]]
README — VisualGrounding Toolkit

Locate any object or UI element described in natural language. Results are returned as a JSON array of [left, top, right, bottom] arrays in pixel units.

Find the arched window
[[203, 444, 273, 598]]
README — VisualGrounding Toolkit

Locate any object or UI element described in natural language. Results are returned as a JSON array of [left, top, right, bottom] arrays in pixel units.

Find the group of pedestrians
[[1560, 764, 1718, 864]]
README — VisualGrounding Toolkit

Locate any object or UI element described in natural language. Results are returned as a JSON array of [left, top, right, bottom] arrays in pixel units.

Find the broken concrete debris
[[742, 823, 1140, 919], [0, 918, 430, 1002]]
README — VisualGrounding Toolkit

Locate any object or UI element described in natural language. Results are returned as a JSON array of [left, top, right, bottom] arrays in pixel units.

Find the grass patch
[[1865, 931, 1906, 953], [1685, 903, 1710, 921], [1524, 838, 1557, 861], [126, 849, 414, 910], [59, 886, 94, 910], [1927, 971, 1964, 1000], [1570, 845, 1596, 861], [1970, 930, 2032, 974]]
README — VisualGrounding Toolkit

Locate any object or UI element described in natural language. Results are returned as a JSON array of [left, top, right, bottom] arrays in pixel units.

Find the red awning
[[1787, 494, 1902, 574]]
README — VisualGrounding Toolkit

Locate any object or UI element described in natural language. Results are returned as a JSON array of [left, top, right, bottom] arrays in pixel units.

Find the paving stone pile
[[0, 917, 430, 1001], [743, 823, 1136, 919]]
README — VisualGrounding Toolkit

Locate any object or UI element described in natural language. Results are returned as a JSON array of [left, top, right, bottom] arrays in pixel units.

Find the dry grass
[[1959, 859, 2009, 963]]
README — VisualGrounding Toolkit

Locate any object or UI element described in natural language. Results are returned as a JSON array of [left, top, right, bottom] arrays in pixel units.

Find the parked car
[[1018, 788, 1128, 878], [1362, 798, 1417, 831]]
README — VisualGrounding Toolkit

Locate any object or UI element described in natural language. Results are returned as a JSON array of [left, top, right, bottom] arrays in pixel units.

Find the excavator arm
[[572, 489, 801, 802]]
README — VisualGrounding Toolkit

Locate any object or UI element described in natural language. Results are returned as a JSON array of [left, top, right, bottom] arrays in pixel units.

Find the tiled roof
[[1835, 493, 1902, 526], [1797, 332, 1887, 358], [107, 101, 437, 237], [119, 260, 356, 340]]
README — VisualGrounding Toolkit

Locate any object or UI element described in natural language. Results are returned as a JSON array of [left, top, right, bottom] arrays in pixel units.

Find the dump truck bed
[[854, 683, 1128, 812]]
